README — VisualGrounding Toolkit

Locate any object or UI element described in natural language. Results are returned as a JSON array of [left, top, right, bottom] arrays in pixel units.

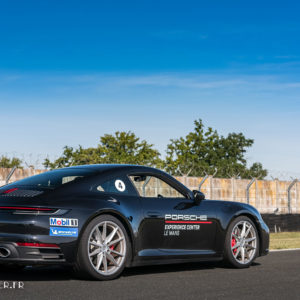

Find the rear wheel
[[223, 216, 259, 268], [75, 215, 130, 280]]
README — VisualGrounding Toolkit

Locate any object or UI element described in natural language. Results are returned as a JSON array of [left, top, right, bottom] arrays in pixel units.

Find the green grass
[[270, 232, 300, 250]]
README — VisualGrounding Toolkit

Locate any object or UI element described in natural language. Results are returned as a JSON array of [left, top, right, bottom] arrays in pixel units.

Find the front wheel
[[75, 215, 130, 280], [223, 216, 259, 268]]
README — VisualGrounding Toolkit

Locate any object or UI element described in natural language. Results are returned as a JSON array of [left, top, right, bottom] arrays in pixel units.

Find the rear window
[[91, 176, 136, 196], [2, 168, 96, 190]]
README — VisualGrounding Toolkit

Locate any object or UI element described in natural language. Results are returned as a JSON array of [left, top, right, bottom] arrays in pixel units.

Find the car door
[[129, 174, 217, 259]]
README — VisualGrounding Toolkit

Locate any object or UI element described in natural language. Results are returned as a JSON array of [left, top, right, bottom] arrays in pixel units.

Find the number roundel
[[115, 179, 126, 192]]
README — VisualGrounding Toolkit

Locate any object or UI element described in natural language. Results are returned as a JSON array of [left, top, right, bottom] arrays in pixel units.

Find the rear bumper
[[0, 211, 85, 264], [0, 242, 68, 265]]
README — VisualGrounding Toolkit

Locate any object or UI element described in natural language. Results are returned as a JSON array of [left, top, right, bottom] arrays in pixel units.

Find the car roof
[[59, 164, 161, 173]]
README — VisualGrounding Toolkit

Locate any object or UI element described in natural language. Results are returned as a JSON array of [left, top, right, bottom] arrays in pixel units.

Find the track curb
[[270, 248, 300, 252]]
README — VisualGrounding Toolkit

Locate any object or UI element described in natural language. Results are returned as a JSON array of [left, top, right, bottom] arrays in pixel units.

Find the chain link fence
[[0, 166, 299, 215], [176, 175, 299, 214]]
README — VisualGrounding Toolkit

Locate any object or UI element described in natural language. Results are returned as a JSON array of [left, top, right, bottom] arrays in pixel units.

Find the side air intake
[[0, 189, 43, 197]]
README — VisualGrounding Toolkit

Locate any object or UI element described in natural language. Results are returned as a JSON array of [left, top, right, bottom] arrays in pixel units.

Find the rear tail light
[[2, 188, 18, 194], [0, 206, 58, 214], [0, 206, 52, 211], [16, 242, 60, 249]]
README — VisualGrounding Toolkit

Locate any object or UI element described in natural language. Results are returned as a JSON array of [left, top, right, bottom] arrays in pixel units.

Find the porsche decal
[[164, 214, 212, 236]]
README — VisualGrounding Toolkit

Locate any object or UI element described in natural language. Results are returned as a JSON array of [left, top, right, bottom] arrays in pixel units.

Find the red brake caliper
[[231, 236, 237, 254], [110, 245, 115, 250]]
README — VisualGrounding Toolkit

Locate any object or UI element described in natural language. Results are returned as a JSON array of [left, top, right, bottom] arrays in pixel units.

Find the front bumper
[[259, 219, 270, 256]]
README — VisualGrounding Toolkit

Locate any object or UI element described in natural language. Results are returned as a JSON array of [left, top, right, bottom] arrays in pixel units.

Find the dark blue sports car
[[0, 164, 269, 280]]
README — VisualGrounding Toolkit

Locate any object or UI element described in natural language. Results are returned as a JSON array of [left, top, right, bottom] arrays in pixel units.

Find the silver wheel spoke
[[245, 237, 256, 243], [89, 248, 100, 257], [106, 253, 119, 267], [95, 226, 103, 244], [102, 222, 107, 241], [234, 247, 241, 258], [108, 237, 124, 246], [96, 253, 103, 270], [241, 247, 245, 263], [245, 226, 251, 238], [103, 254, 108, 272], [110, 249, 124, 257], [105, 227, 118, 244], [241, 222, 246, 237], [233, 233, 239, 241], [246, 244, 256, 250], [232, 243, 240, 250], [90, 241, 101, 247]]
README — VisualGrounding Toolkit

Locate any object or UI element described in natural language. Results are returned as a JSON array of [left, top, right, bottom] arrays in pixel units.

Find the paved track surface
[[1, 250, 300, 300]]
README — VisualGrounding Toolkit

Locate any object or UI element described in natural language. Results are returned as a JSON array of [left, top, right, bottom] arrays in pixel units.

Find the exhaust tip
[[0, 247, 11, 258]]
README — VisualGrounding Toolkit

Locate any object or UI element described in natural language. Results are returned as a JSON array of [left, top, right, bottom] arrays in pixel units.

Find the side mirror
[[193, 190, 205, 205], [134, 175, 147, 182]]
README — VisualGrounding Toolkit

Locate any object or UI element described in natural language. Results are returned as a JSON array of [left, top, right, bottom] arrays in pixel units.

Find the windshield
[[1, 168, 97, 189]]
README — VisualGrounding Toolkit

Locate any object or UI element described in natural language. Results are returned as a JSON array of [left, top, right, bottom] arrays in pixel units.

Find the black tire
[[74, 214, 131, 280], [223, 216, 259, 268]]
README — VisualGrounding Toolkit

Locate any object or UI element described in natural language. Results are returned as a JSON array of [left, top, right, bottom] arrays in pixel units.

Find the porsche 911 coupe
[[0, 164, 269, 280]]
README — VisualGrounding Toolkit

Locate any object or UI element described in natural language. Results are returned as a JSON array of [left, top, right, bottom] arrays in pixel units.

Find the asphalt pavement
[[1, 250, 300, 300]]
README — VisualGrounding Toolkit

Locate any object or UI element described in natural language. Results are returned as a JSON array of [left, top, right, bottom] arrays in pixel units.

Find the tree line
[[1, 119, 267, 179]]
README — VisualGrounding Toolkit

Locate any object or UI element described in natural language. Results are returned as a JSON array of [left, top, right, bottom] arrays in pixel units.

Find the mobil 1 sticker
[[50, 218, 78, 227]]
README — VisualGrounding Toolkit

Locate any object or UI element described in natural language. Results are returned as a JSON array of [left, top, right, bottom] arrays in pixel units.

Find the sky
[[0, 0, 300, 177]]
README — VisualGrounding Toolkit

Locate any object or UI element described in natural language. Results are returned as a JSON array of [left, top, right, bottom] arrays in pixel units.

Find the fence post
[[297, 181, 299, 214], [255, 179, 258, 209], [142, 176, 151, 197], [246, 178, 256, 205], [231, 177, 236, 202], [287, 179, 298, 214], [198, 169, 217, 200], [198, 175, 209, 192], [5, 166, 17, 184], [209, 169, 218, 200], [275, 178, 279, 213]]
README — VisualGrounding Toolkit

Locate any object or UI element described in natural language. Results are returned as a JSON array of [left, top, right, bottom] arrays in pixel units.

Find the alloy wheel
[[231, 220, 257, 264], [87, 221, 126, 275]]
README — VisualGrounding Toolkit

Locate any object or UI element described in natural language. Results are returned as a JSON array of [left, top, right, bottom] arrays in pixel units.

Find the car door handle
[[107, 197, 120, 204], [147, 211, 161, 218]]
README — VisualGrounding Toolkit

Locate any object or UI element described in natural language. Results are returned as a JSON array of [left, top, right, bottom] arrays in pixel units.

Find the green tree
[[165, 119, 267, 179], [44, 131, 162, 169], [0, 156, 22, 168]]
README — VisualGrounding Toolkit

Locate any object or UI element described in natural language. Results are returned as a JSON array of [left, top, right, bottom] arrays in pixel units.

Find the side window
[[93, 177, 131, 195], [129, 175, 186, 199]]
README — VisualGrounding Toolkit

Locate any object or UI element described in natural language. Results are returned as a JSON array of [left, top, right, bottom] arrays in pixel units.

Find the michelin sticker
[[50, 227, 78, 237], [50, 218, 78, 227], [115, 179, 126, 192]]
